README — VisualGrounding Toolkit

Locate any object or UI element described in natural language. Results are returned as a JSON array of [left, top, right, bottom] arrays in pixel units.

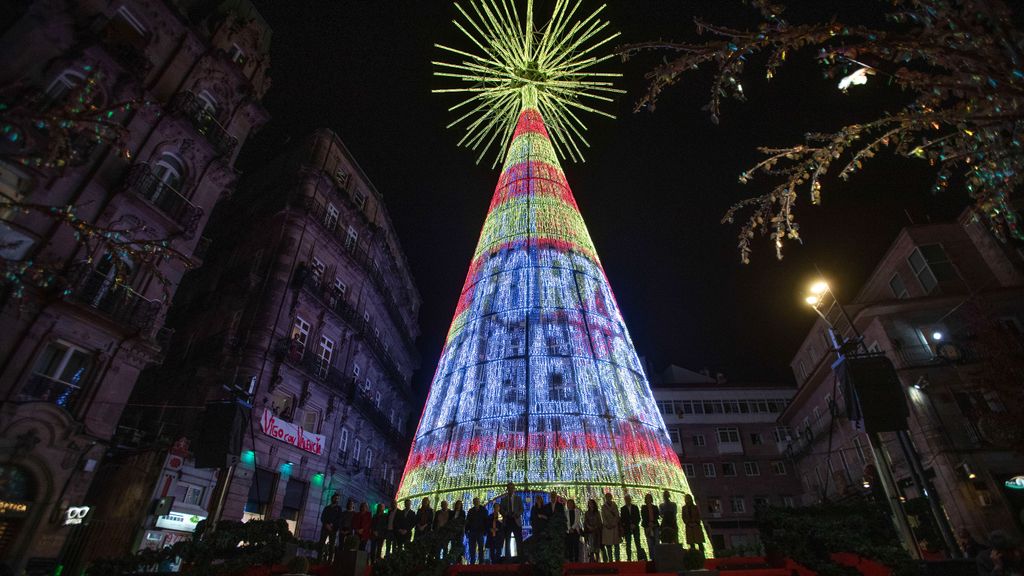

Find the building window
[[374, 391, 382, 409], [270, 392, 294, 421], [365, 448, 374, 469], [352, 363, 361, 378], [339, 428, 349, 453], [722, 462, 737, 477], [813, 406, 822, 422], [668, 428, 681, 445], [797, 360, 808, 382], [45, 69, 87, 103], [353, 188, 367, 210], [771, 461, 787, 475], [702, 463, 716, 478], [772, 427, 791, 443], [243, 468, 275, 521], [316, 335, 334, 378], [175, 482, 205, 507], [310, 258, 325, 286], [753, 496, 770, 509], [717, 427, 740, 444], [750, 432, 763, 445], [325, 203, 339, 230], [20, 341, 93, 408], [730, 497, 746, 514], [682, 463, 695, 477], [782, 496, 795, 508], [908, 244, 957, 294], [853, 436, 868, 463], [656, 400, 674, 415], [362, 378, 372, 395], [195, 89, 219, 117], [692, 434, 706, 447], [152, 151, 187, 191], [290, 317, 310, 359], [345, 226, 359, 251], [302, 410, 319, 433], [889, 273, 909, 299], [744, 461, 760, 476], [280, 477, 307, 535], [353, 439, 362, 463], [334, 166, 350, 188], [707, 497, 722, 515], [115, 6, 148, 35]]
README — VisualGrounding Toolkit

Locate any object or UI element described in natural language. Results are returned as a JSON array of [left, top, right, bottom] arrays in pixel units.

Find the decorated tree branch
[[1, 66, 193, 300], [620, 0, 1024, 262]]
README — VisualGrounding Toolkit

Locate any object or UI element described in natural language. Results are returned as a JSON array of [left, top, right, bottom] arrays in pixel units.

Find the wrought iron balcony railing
[[124, 163, 203, 235], [66, 267, 161, 333], [171, 91, 238, 157], [17, 373, 85, 411]]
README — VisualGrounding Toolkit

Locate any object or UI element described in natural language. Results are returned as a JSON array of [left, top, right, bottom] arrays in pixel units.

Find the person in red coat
[[353, 502, 373, 552]]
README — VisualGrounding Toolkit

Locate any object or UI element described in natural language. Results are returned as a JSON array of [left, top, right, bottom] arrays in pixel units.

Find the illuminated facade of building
[[397, 106, 700, 523]]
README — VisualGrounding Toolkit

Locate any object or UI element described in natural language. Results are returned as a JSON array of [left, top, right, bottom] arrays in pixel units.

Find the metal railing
[[171, 91, 238, 157], [17, 373, 84, 410], [66, 267, 161, 333], [124, 163, 203, 235]]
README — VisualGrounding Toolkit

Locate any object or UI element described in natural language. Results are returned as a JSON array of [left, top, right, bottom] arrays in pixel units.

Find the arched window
[[196, 89, 219, 118], [152, 152, 186, 191], [45, 69, 87, 103]]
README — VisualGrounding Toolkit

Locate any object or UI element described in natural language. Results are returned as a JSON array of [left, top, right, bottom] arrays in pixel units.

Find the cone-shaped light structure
[[397, 98, 701, 515]]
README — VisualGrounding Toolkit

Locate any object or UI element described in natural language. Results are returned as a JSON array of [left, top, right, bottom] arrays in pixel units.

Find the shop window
[[243, 468, 276, 521], [281, 477, 307, 535]]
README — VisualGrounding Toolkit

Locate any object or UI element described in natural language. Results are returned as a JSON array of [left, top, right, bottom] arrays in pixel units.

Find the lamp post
[[801, 279, 922, 560]]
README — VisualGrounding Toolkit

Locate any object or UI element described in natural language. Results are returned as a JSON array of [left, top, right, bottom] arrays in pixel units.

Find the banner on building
[[259, 409, 325, 455]]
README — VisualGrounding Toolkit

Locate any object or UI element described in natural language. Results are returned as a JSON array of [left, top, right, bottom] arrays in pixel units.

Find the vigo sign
[[64, 506, 91, 525], [259, 409, 324, 456]]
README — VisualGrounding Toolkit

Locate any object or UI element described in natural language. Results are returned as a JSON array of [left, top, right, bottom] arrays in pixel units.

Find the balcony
[[17, 373, 84, 410], [889, 342, 985, 370], [124, 163, 203, 235], [171, 91, 238, 158], [66, 267, 160, 333]]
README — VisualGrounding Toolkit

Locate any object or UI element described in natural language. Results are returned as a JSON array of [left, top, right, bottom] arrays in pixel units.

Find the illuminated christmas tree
[[397, 0, 704, 534]]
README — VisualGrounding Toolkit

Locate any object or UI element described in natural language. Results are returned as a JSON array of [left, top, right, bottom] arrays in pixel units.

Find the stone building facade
[[0, 0, 270, 570], [781, 210, 1024, 551], [649, 365, 801, 553], [99, 128, 421, 556]]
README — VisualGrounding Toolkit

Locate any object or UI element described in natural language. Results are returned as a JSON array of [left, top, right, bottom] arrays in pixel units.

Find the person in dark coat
[[319, 494, 342, 563], [449, 500, 467, 563], [640, 493, 660, 560], [977, 530, 1023, 576], [531, 495, 550, 538], [466, 497, 489, 564], [395, 498, 417, 551], [415, 497, 434, 541], [620, 494, 644, 561], [371, 502, 389, 561], [339, 497, 356, 540], [487, 503, 505, 564], [681, 494, 704, 552]]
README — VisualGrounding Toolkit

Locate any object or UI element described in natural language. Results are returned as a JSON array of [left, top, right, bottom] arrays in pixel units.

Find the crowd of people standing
[[318, 484, 706, 565]]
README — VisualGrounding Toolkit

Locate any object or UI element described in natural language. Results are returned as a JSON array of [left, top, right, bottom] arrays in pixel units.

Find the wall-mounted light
[[931, 331, 944, 341]]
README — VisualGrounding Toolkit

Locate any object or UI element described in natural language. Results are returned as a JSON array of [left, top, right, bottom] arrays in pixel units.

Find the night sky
[[242, 1, 967, 396]]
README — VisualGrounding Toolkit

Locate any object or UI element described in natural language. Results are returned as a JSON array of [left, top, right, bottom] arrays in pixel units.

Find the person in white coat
[[564, 498, 584, 562]]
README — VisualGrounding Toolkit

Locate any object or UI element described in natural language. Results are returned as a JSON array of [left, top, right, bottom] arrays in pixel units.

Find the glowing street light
[[810, 281, 829, 295], [805, 295, 820, 306]]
